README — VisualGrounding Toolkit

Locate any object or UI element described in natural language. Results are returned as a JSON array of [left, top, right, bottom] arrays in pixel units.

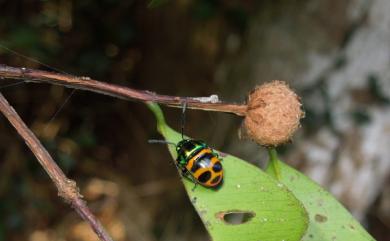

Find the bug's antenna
[[148, 139, 177, 146], [181, 100, 187, 140]]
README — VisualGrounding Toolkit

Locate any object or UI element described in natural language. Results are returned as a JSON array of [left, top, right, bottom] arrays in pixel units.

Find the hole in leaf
[[217, 210, 255, 225]]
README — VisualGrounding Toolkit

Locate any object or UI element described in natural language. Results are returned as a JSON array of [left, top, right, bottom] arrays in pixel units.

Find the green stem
[[146, 102, 166, 134], [268, 148, 282, 180]]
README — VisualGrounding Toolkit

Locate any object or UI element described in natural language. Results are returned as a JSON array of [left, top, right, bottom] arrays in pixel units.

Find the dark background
[[0, 0, 389, 240]]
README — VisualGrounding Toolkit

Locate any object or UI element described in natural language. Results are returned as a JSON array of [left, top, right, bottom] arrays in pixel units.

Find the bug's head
[[176, 139, 190, 152], [176, 139, 206, 152]]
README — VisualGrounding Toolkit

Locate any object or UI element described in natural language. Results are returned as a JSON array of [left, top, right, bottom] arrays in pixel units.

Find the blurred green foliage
[[0, 1, 256, 240]]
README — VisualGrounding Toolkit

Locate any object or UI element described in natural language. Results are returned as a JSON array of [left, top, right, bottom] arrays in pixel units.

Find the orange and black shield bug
[[149, 101, 223, 189], [176, 139, 223, 188]]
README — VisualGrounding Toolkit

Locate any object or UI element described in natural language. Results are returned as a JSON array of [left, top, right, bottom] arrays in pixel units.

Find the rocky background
[[0, 0, 388, 240]]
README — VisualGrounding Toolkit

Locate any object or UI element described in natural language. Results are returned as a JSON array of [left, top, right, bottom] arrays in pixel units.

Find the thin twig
[[0, 64, 247, 116], [0, 92, 114, 241]]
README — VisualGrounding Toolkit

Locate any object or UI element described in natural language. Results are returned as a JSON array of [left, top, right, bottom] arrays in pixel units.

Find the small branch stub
[[243, 81, 304, 146]]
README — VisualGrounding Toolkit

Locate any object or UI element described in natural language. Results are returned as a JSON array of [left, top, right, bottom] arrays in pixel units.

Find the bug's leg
[[178, 165, 199, 191], [182, 170, 198, 191], [212, 149, 221, 159], [177, 166, 187, 178], [213, 150, 225, 161], [192, 182, 198, 192], [186, 174, 198, 191]]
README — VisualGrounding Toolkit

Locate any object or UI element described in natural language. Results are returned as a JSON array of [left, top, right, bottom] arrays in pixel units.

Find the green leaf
[[266, 149, 375, 241], [147, 103, 308, 241]]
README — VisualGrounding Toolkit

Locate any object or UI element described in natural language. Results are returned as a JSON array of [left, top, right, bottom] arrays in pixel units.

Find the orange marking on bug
[[192, 157, 223, 187], [186, 148, 212, 170], [207, 174, 222, 187]]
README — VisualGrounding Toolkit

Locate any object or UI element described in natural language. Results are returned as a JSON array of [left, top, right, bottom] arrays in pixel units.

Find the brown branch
[[0, 93, 114, 241], [0, 64, 247, 116]]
